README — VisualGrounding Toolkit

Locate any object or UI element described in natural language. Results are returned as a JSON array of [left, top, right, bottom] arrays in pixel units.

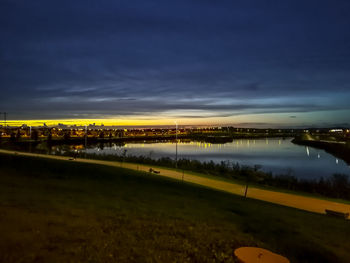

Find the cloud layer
[[1, 0, 350, 126]]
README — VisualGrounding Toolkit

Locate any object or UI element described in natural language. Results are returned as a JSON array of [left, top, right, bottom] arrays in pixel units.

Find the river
[[61, 137, 350, 180]]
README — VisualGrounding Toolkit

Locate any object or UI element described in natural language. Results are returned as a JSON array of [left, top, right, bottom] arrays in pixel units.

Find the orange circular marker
[[234, 247, 290, 263]]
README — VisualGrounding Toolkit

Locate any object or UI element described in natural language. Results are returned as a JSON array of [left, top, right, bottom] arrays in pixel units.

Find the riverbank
[[1, 149, 350, 215], [1, 152, 350, 262], [1, 136, 350, 201], [292, 137, 350, 165]]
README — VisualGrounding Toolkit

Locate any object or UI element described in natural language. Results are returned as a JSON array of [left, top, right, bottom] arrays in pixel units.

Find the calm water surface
[[82, 138, 349, 179]]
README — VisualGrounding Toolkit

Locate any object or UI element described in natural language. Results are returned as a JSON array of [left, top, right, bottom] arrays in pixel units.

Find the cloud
[[0, 0, 350, 125]]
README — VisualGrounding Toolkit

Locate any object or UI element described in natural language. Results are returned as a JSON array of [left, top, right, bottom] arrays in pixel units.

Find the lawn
[[0, 153, 349, 262]]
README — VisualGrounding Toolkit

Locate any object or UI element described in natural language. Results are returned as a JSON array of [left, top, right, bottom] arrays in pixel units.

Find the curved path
[[1, 149, 350, 216]]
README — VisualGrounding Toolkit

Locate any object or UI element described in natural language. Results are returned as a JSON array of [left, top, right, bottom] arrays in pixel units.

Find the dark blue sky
[[1, 0, 350, 127]]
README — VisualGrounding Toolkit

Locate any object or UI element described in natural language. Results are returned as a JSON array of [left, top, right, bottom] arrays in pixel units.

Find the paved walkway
[[1, 149, 350, 216]]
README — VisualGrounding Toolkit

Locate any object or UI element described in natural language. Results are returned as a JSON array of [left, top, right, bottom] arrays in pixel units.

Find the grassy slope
[[126, 161, 350, 205], [0, 154, 349, 263]]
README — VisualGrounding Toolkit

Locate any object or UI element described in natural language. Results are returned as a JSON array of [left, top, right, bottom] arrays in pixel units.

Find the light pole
[[29, 126, 32, 152], [175, 121, 178, 168], [1, 112, 7, 127], [85, 125, 87, 158]]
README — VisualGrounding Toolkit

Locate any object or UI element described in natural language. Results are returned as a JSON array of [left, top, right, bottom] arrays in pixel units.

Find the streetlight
[[0, 112, 7, 127], [85, 125, 87, 158], [29, 126, 32, 152], [175, 121, 178, 168]]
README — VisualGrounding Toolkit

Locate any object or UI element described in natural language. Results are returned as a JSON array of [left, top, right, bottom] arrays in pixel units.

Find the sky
[[1, 0, 350, 128]]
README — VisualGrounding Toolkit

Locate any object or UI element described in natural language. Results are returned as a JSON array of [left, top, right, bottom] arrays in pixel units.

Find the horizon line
[[0, 119, 348, 130]]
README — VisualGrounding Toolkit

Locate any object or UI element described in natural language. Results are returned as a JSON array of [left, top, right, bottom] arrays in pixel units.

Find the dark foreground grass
[[0, 154, 349, 263]]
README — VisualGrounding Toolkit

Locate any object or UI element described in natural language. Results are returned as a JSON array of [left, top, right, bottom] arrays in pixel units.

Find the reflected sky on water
[[84, 138, 349, 180]]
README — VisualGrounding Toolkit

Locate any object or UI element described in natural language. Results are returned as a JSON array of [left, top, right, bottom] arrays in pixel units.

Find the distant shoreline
[[0, 133, 295, 145], [292, 138, 350, 165]]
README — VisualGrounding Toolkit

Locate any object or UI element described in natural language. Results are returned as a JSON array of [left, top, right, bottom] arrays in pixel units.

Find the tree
[[31, 129, 38, 141], [330, 173, 350, 199], [63, 131, 70, 141], [16, 130, 21, 141], [10, 132, 16, 142], [47, 131, 52, 142]]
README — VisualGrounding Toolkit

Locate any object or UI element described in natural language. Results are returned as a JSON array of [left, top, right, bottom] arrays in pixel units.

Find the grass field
[[0, 153, 349, 262]]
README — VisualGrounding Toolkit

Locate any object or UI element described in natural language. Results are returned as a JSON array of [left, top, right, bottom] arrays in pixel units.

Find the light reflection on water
[[75, 138, 348, 179]]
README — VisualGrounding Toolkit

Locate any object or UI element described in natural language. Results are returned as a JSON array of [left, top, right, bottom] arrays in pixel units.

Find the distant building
[[330, 129, 343, 133]]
